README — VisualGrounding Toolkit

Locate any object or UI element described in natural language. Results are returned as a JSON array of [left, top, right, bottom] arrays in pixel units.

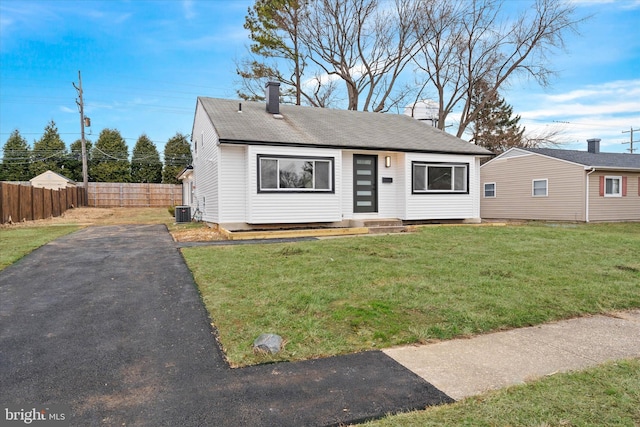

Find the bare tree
[[298, 0, 421, 111], [413, 0, 582, 137], [522, 124, 568, 148]]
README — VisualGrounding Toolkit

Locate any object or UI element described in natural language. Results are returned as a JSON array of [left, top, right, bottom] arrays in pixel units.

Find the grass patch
[[182, 223, 640, 367], [0, 226, 80, 270], [364, 358, 640, 426]]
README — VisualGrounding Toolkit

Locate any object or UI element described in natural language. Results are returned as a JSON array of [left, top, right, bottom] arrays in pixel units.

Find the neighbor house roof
[[522, 148, 640, 171], [30, 170, 76, 183], [197, 97, 492, 156], [176, 165, 193, 181]]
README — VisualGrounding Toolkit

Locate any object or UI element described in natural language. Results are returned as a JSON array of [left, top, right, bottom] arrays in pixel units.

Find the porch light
[[385, 156, 391, 168]]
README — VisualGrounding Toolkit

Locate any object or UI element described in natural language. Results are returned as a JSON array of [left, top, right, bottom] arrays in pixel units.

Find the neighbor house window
[[604, 176, 622, 197], [258, 155, 334, 192], [484, 182, 496, 198], [532, 179, 548, 197], [412, 162, 468, 193]]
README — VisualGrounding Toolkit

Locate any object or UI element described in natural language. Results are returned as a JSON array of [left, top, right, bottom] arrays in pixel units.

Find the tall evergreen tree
[[131, 134, 162, 183], [90, 128, 130, 182], [162, 133, 192, 184], [238, 0, 309, 105], [1, 130, 31, 181], [30, 120, 67, 177], [470, 82, 525, 155], [66, 139, 92, 182]]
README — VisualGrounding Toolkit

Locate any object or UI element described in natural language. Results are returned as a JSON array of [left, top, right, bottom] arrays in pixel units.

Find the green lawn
[[182, 223, 640, 367], [364, 358, 640, 426], [0, 226, 80, 270]]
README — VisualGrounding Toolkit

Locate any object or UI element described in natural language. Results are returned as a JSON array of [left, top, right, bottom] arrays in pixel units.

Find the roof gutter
[[217, 138, 493, 157]]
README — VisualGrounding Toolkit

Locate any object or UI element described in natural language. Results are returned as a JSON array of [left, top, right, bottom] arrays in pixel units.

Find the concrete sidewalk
[[384, 310, 640, 400]]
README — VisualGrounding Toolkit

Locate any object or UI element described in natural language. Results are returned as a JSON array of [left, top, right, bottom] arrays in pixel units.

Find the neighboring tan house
[[30, 170, 76, 191], [186, 82, 492, 230], [481, 139, 640, 222]]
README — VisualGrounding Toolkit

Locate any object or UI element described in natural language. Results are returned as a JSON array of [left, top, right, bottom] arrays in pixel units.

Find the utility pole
[[622, 127, 639, 154], [73, 71, 89, 205]]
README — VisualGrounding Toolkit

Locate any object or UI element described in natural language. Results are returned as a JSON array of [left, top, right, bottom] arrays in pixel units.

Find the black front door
[[353, 154, 378, 213]]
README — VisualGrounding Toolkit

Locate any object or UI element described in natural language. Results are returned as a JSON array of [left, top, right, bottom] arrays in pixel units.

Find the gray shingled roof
[[523, 148, 640, 170], [198, 97, 492, 156]]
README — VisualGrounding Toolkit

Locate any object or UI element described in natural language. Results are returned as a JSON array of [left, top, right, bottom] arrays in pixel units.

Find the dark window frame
[[411, 161, 470, 194], [257, 154, 335, 193]]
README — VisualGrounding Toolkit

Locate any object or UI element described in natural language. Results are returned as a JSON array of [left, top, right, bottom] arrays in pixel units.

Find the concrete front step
[[368, 225, 409, 234], [360, 219, 404, 228]]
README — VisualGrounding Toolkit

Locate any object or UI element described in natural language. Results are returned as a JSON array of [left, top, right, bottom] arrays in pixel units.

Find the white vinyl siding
[[405, 153, 480, 220], [218, 145, 246, 223], [191, 100, 220, 223], [247, 145, 342, 224]]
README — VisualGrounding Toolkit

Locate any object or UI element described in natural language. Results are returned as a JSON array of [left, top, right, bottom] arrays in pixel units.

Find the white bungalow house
[[186, 82, 492, 230]]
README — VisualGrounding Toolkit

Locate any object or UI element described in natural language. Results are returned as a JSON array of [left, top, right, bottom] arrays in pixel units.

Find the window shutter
[[622, 176, 627, 196], [599, 176, 604, 196]]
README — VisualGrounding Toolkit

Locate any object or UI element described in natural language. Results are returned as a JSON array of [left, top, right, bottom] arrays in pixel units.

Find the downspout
[[585, 167, 596, 223]]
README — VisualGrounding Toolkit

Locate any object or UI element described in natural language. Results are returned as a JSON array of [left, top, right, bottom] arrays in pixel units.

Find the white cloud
[[183, 0, 195, 20], [514, 79, 640, 151], [570, 0, 640, 8]]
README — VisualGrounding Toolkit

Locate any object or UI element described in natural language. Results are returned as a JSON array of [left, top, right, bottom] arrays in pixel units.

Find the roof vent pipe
[[587, 138, 601, 154], [265, 81, 280, 114]]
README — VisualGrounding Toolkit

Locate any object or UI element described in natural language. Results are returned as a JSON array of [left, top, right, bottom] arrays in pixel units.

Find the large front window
[[258, 155, 333, 192], [412, 162, 468, 193]]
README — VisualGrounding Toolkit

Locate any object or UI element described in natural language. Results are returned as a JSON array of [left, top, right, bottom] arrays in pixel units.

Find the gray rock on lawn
[[253, 333, 283, 354]]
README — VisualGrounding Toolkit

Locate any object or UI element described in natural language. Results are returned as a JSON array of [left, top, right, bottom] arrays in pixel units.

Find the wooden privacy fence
[[1, 182, 86, 224], [86, 182, 181, 208]]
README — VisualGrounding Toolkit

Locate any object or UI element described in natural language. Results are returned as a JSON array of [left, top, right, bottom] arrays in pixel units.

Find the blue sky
[[1, 0, 639, 156]]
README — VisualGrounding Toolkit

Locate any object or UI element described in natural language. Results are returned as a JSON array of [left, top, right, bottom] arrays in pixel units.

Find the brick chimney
[[265, 81, 280, 114], [587, 138, 601, 154]]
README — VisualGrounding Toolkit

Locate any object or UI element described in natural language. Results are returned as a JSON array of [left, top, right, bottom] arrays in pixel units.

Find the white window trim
[[484, 182, 496, 198], [604, 176, 622, 197], [532, 179, 548, 197]]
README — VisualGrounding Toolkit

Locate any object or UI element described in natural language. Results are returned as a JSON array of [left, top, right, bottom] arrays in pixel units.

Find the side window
[[604, 176, 621, 197], [532, 179, 548, 197], [484, 182, 496, 198]]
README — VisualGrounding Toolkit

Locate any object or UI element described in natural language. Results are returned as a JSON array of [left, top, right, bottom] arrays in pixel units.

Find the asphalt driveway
[[0, 225, 451, 426]]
